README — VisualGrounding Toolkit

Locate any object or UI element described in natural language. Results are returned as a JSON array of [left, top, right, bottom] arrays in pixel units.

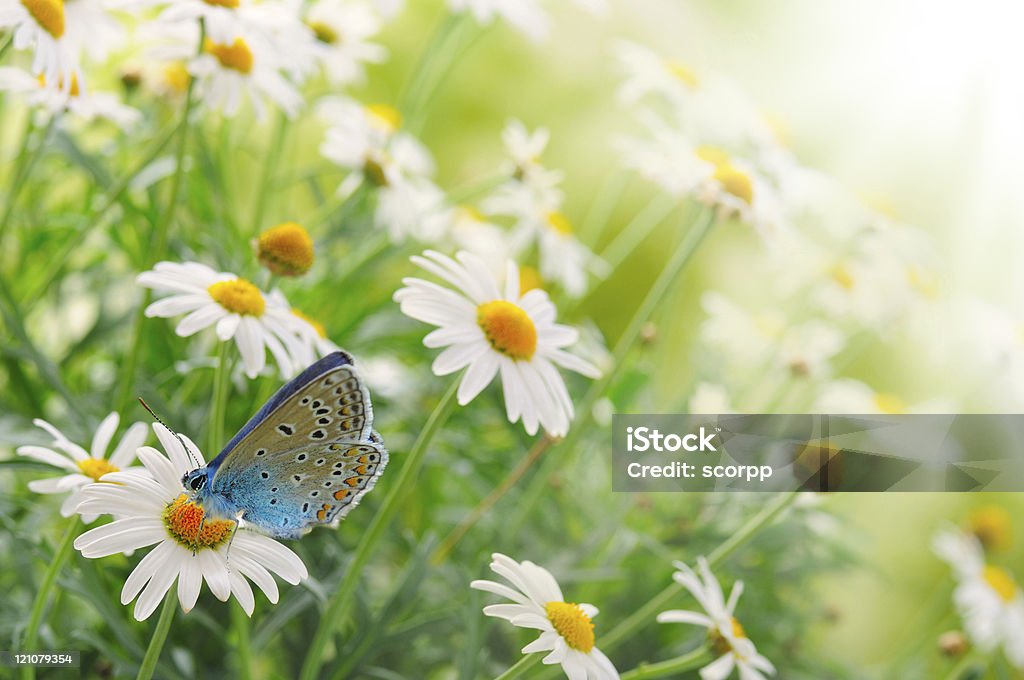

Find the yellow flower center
[[293, 308, 327, 338], [873, 392, 907, 414], [365, 103, 402, 133], [456, 205, 486, 223], [546, 212, 574, 236], [519, 266, 544, 294], [695, 145, 731, 167], [21, 0, 64, 38], [206, 38, 254, 74], [309, 20, 339, 44], [830, 263, 856, 290], [77, 457, 118, 482], [967, 506, 1013, 552], [983, 565, 1019, 602], [163, 62, 191, 94], [477, 301, 537, 360], [256, 222, 314, 276], [162, 494, 235, 551], [544, 602, 595, 653], [695, 146, 753, 205], [204, 0, 239, 6], [713, 164, 754, 205], [208, 278, 265, 316], [709, 618, 747, 656], [666, 60, 699, 88]]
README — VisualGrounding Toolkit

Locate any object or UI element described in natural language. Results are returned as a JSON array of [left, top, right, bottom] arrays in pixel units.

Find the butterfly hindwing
[[219, 439, 388, 537], [204, 352, 387, 537]]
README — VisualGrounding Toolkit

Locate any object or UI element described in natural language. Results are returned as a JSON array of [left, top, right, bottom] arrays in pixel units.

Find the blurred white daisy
[[613, 39, 700, 108], [0, 66, 140, 126], [814, 378, 953, 415], [74, 423, 308, 621], [934, 527, 1024, 668], [304, 0, 387, 85], [267, 289, 342, 366], [145, 20, 303, 119], [657, 557, 776, 680], [448, 205, 514, 273], [137, 261, 309, 378], [0, 0, 79, 89], [17, 413, 147, 522], [318, 98, 445, 242], [394, 250, 600, 437], [471, 553, 619, 679]]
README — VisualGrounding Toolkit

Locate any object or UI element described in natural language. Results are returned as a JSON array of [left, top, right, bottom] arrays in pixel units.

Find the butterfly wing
[[223, 439, 388, 538], [206, 351, 387, 537]]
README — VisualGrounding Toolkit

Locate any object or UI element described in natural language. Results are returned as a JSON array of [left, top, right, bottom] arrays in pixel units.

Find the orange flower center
[[545, 602, 595, 652], [208, 278, 265, 316], [206, 38, 254, 74], [477, 300, 537, 360], [162, 494, 235, 550], [257, 222, 314, 276]]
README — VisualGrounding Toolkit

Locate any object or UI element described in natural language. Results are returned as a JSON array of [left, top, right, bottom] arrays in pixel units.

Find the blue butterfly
[[182, 351, 388, 539]]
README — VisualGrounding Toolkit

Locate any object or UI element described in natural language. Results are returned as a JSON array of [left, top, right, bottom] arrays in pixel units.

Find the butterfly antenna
[[138, 397, 202, 468]]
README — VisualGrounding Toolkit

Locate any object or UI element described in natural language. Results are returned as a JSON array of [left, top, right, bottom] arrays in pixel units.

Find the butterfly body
[[182, 351, 389, 539]]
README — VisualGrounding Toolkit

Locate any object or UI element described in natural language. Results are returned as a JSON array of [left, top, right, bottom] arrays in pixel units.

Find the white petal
[[90, 413, 120, 459], [109, 422, 148, 468], [175, 304, 224, 337], [457, 352, 500, 405], [199, 549, 232, 601], [17, 445, 78, 471], [177, 556, 203, 612], [122, 540, 175, 605]]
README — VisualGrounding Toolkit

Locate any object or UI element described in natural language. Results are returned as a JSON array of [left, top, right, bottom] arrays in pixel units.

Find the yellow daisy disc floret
[[257, 222, 315, 276], [477, 300, 537, 360], [208, 278, 266, 316], [545, 601, 595, 652]]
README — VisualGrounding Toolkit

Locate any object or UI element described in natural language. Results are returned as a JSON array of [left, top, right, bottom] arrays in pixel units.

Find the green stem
[[231, 602, 252, 680], [251, 111, 289, 233], [940, 650, 986, 680], [399, 14, 464, 133], [136, 590, 176, 680], [298, 382, 460, 680], [20, 517, 80, 680], [601, 491, 799, 651], [493, 653, 541, 680], [508, 208, 718, 534], [208, 342, 231, 454], [0, 116, 55, 246], [597, 194, 678, 273], [620, 648, 711, 680], [115, 23, 205, 416]]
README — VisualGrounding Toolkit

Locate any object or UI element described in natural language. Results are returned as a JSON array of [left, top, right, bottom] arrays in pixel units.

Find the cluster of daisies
[[0, 0, 606, 124]]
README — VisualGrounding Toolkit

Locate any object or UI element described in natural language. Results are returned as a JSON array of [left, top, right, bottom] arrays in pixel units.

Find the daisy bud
[[256, 222, 314, 276], [938, 630, 969, 657]]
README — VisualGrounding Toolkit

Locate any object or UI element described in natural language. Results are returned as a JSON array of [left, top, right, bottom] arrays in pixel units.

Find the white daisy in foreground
[[17, 413, 147, 522], [394, 250, 600, 437], [471, 553, 619, 679], [657, 557, 776, 680], [137, 261, 309, 378], [934, 527, 1024, 667], [0, 0, 79, 90], [74, 423, 308, 621]]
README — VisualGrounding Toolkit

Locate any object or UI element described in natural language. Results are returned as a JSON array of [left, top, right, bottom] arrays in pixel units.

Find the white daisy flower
[[934, 527, 1024, 668], [17, 412, 147, 522], [612, 39, 701, 108], [64, 0, 126, 63], [137, 261, 309, 378], [471, 553, 619, 680], [447, 0, 548, 42], [267, 289, 341, 366], [394, 250, 600, 437], [0, 0, 79, 90], [0, 66, 141, 126], [304, 0, 387, 86], [448, 205, 514, 273], [657, 557, 776, 680], [73, 423, 308, 621], [814, 378, 953, 415], [318, 98, 442, 242]]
